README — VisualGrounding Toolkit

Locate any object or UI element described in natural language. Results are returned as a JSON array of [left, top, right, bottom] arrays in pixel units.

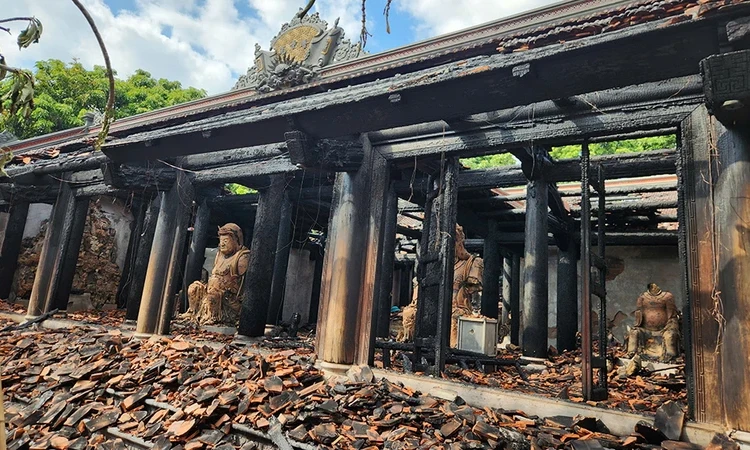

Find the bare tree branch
[[296, 0, 317, 19], [70, 0, 115, 151]]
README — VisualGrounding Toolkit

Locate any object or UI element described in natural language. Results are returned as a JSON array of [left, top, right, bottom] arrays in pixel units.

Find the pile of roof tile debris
[[381, 345, 687, 415], [2, 321, 735, 450]]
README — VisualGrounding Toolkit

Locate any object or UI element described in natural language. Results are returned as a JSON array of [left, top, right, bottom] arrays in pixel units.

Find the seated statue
[[450, 224, 484, 348], [626, 283, 680, 362], [399, 225, 484, 348], [183, 223, 251, 326]]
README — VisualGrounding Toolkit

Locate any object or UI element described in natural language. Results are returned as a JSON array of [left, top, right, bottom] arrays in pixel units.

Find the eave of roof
[[2, 0, 737, 163]]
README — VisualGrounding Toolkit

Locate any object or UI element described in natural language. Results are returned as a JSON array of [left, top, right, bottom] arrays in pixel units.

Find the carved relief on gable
[[233, 11, 364, 93]]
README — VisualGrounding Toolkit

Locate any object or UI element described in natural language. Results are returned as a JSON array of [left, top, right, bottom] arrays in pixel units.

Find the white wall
[[96, 196, 134, 269], [22, 203, 53, 239]]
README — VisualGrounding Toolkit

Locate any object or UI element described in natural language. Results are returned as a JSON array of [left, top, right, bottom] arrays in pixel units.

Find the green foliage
[[0, 59, 206, 139], [225, 183, 256, 195], [461, 153, 517, 169], [550, 135, 677, 160], [458, 136, 677, 170]]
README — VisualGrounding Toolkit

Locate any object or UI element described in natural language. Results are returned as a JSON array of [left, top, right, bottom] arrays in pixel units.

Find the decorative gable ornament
[[233, 11, 364, 93]]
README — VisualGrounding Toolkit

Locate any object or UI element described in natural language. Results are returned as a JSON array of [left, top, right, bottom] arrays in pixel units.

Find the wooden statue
[[450, 224, 484, 348], [182, 223, 250, 327], [626, 283, 680, 362], [398, 225, 484, 348]]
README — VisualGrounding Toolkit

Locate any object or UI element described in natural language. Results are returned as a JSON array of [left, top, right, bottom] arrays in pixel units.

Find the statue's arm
[[634, 295, 645, 327], [465, 257, 484, 292], [664, 293, 679, 330]]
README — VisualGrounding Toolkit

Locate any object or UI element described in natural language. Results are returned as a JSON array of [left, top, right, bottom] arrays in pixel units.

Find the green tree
[[461, 153, 517, 169], [550, 135, 677, 160], [0, 59, 206, 139]]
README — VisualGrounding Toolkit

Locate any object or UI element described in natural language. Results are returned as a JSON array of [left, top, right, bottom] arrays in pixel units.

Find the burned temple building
[[1, 0, 750, 447]]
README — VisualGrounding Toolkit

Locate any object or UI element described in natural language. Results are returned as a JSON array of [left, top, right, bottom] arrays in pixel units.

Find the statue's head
[[647, 282, 662, 295], [455, 224, 471, 260], [218, 223, 244, 256]]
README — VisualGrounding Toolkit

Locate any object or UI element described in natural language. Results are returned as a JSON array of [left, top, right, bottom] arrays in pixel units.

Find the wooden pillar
[[125, 196, 159, 322], [116, 201, 142, 309], [680, 103, 750, 430], [510, 254, 521, 345], [316, 134, 389, 366], [27, 181, 78, 317], [267, 194, 293, 325], [0, 202, 29, 300], [501, 256, 512, 327], [308, 246, 324, 325], [556, 241, 578, 352], [182, 198, 210, 310], [481, 220, 501, 319], [238, 175, 287, 337], [52, 197, 90, 311], [522, 177, 549, 358], [156, 179, 193, 335], [136, 174, 192, 336], [374, 185, 398, 339], [435, 157, 459, 372]]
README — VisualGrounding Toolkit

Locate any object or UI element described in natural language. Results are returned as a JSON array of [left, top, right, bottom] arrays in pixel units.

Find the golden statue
[[183, 223, 251, 327], [398, 225, 484, 348], [626, 283, 680, 362]]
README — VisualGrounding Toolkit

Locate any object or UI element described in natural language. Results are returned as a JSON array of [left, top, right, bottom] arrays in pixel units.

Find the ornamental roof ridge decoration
[[233, 10, 364, 93]]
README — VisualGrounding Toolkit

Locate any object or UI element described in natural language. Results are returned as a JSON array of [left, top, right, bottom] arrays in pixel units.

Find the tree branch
[[0, 17, 36, 24], [70, 0, 115, 151], [296, 0, 316, 19]]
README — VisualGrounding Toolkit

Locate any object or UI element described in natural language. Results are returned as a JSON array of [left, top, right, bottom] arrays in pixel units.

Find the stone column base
[[315, 361, 352, 379]]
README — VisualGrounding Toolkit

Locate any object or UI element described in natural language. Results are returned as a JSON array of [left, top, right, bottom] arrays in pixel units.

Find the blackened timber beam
[[27, 180, 78, 317], [117, 200, 144, 309], [522, 176, 549, 358], [183, 143, 286, 170], [102, 162, 177, 191], [0, 202, 28, 300], [557, 240, 578, 353], [368, 75, 697, 149], [182, 198, 211, 310], [156, 172, 193, 335], [509, 254, 521, 346], [239, 175, 287, 337], [481, 220, 501, 319], [2, 152, 108, 181], [464, 231, 679, 247], [0, 184, 58, 204], [267, 194, 293, 325], [102, 17, 722, 160], [53, 197, 90, 311], [126, 196, 159, 322], [208, 193, 259, 207], [190, 159, 298, 187], [701, 50, 750, 127], [285, 131, 363, 171], [373, 186, 399, 343]]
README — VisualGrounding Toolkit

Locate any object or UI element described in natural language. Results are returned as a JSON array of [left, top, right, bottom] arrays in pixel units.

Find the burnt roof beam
[[101, 17, 721, 161]]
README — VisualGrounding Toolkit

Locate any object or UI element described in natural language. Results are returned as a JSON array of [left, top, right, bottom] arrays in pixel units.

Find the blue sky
[[3, 0, 556, 94]]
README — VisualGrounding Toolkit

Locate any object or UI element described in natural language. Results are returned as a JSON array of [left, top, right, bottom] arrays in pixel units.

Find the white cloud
[[0, 0, 554, 95], [396, 0, 558, 39], [0, 0, 362, 95]]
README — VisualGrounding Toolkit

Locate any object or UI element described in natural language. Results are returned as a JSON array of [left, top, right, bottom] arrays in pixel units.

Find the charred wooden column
[[116, 201, 142, 309], [481, 220, 501, 319], [510, 254, 521, 345], [308, 246, 324, 325], [522, 174, 549, 358], [374, 185, 398, 339], [556, 241, 578, 352], [27, 180, 86, 317], [181, 198, 210, 310], [679, 50, 750, 429], [238, 175, 287, 337], [501, 256, 512, 327], [316, 134, 389, 367], [156, 179, 193, 335], [0, 202, 29, 300], [52, 197, 90, 311], [136, 173, 193, 336], [125, 196, 159, 322], [267, 194, 293, 325], [435, 157, 459, 372]]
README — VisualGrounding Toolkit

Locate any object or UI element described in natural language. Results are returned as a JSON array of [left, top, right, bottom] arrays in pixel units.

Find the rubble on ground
[[1, 321, 722, 450]]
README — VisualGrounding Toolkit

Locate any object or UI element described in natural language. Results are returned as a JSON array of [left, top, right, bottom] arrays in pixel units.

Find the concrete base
[[316, 361, 352, 380], [67, 293, 93, 312], [203, 325, 236, 335], [133, 332, 154, 340]]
